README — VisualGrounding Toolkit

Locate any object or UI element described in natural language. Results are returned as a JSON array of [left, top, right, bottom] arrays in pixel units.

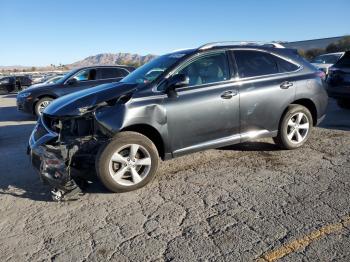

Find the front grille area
[[42, 114, 60, 133]]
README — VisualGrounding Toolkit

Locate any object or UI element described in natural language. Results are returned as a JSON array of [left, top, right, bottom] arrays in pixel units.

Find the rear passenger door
[[231, 49, 300, 137], [97, 67, 130, 84]]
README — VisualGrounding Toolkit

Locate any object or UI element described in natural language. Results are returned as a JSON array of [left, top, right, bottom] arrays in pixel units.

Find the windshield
[[311, 54, 342, 64], [334, 52, 350, 68], [46, 76, 63, 84], [121, 53, 186, 84]]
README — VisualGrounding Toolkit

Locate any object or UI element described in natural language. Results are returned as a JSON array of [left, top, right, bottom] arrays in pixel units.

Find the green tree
[[31, 66, 36, 72], [326, 36, 350, 53], [298, 35, 350, 60]]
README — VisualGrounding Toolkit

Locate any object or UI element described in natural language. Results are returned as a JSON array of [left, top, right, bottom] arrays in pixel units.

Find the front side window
[[176, 52, 230, 87], [73, 68, 97, 82]]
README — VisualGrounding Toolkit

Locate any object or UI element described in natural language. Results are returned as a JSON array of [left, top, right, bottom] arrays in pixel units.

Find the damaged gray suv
[[29, 42, 328, 200]]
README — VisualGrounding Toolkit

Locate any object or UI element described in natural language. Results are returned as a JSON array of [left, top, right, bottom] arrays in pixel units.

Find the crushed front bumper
[[28, 118, 82, 200], [30, 145, 70, 188]]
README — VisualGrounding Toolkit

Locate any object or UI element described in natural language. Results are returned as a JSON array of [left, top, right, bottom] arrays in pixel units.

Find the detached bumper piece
[[30, 145, 83, 201]]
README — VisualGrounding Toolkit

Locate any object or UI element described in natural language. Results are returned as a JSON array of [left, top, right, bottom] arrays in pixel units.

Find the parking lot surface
[[0, 94, 349, 261]]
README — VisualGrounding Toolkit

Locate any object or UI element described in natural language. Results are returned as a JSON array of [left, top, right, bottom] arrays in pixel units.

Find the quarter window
[[176, 52, 230, 87], [234, 50, 278, 78], [275, 56, 299, 72]]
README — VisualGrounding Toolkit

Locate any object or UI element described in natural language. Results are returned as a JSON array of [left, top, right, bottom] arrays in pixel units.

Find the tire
[[273, 104, 313, 150], [96, 131, 159, 193], [34, 97, 53, 116], [337, 99, 350, 109]]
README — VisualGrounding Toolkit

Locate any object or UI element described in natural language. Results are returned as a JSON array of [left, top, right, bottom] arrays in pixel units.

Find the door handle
[[280, 81, 293, 89], [221, 90, 237, 99]]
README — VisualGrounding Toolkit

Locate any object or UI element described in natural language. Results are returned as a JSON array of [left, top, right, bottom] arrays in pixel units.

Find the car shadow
[[0, 102, 116, 201], [219, 140, 281, 152], [0, 106, 36, 122], [0, 123, 54, 201], [3, 94, 18, 98], [319, 99, 350, 131]]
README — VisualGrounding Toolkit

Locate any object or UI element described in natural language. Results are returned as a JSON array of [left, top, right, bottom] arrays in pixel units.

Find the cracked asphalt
[[0, 94, 349, 261]]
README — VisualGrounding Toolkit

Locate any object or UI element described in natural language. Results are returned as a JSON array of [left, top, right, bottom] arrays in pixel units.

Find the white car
[[311, 52, 344, 74]]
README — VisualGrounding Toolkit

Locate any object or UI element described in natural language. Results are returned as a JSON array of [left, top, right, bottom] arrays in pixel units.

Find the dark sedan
[[0, 76, 32, 94], [16, 65, 134, 116]]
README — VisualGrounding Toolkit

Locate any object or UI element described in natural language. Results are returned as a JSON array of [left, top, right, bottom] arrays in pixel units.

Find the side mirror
[[168, 74, 189, 89], [66, 78, 78, 85], [165, 74, 189, 97]]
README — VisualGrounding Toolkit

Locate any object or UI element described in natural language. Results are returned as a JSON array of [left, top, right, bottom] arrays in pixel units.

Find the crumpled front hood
[[44, 82, 138, 117]]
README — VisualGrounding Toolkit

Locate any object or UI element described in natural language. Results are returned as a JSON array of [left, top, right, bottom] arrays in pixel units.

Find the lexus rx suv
[[28, 42, 328, 200], [17, 65, 134, 116]]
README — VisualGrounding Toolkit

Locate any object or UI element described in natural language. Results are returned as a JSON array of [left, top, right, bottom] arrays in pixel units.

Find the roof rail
[[198, 41, 285, 50]]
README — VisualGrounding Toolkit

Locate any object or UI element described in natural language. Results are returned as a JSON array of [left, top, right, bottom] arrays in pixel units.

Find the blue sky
[[0, 0, 349, 66]]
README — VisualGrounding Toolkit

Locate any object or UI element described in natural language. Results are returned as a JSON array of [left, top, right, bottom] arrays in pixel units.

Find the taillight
[[316, 70, 326, 80]]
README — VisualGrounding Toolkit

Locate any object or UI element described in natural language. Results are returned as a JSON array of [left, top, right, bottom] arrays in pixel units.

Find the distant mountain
[[69, 53, 157, 68]]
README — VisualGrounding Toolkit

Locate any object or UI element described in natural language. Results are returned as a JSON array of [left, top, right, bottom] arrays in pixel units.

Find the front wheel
[[35, 97, 53, 116], [273, 105, 313, 150], [96, 131, 159, 193]]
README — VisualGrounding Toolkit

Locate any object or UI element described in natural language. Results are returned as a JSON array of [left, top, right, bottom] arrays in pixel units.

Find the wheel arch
[[280, 98, 318, 127], [121, 124, 165, 160]]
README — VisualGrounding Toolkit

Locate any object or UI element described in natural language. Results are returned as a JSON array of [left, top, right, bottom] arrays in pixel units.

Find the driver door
[[163, 51, 240, 156]]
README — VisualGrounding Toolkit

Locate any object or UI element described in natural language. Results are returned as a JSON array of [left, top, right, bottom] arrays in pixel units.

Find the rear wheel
[[96, 131, 159, 193], [273, 104, 312, 150], [34, 97, 53, 116]]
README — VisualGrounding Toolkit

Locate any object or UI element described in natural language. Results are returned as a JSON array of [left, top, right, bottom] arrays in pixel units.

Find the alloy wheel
[[108, 144, 152, 186], [38, 100, 51, 115], [286, 112, 310, 144]]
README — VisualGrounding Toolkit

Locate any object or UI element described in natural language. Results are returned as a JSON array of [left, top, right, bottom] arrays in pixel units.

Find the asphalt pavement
[[0, 94, 349, 261]]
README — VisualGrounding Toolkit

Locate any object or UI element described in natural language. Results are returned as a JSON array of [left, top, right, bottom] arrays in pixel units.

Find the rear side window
[[99, 68, 129, 80], [234, 50, 278, 78]]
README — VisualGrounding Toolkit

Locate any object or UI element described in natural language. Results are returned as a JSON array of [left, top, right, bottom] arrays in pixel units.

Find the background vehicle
[[29, 42, 328, 199], [327, 51, 350, 109], [17, 65, 134, 116], [311, 52, 344, 74], [0, 76, 16, 94], [0, 76, 32, 93], [28, 74, 66, 89]]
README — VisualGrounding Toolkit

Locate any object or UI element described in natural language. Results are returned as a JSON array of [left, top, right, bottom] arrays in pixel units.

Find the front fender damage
[[30, 113, 111, 201]]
